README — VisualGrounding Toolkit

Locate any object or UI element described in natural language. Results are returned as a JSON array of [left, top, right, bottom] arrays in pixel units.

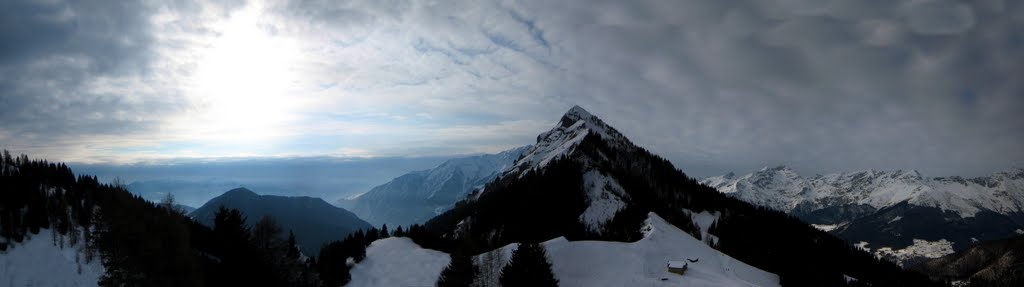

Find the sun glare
[[185, 4, 300, 143]]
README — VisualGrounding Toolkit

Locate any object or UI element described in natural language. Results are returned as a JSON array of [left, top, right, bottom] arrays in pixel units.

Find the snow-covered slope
[[349, 213, 778, 287], [0, 229, 105, 287], [702, 166, 1024, 219], [578, 170, 629, 230], [341, 146, 529, 227], [543, 214, 777, 287], [347, 237, 451, 287]]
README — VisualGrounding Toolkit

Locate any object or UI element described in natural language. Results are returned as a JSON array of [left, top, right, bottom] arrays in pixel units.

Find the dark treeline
[[0, 151, 320, 286]]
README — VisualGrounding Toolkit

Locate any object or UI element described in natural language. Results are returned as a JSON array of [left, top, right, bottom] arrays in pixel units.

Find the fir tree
[[437, 254, 477, 287], [499, 243, 558, 287], [287, 230, 301, 259]]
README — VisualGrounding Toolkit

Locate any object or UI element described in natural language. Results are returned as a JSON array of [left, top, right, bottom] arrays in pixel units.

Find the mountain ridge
[[701, 166, 1024, 265], [702, 166, 1024, 219], [190, 187, 372, 254]]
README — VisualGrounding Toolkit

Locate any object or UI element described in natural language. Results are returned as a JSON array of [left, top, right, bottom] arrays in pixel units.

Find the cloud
[[0, 0, 242, 159], [905, 0, 975, 35], [509, 0, 1023, 176], [1, 0, 1022, 178]]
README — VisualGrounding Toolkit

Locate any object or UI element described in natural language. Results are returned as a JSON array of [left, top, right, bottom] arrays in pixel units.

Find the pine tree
[[381, 224, 390, 238], [437, 254, 477, 287], [158, 192, 185, 215], [499, 243, 559, 287], [287, 230, 301, 259]]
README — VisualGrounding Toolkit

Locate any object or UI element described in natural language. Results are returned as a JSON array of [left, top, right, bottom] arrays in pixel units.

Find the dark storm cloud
[[0, 0, 161, 149], [511, 0, 1024, 176]]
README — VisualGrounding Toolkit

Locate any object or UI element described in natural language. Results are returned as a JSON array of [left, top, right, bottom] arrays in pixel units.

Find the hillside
[[0, 152, 327, 286], [190, 187, 372, 253], [913, 235, 1024, 287]]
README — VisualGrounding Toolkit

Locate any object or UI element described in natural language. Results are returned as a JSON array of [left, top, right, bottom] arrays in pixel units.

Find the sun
[[185, 4, 300, 143]]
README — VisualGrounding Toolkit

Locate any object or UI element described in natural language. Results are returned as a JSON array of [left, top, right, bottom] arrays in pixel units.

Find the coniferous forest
[[0, 150, 324, 286]]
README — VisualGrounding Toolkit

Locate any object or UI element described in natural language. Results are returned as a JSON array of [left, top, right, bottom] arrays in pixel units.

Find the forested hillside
[[0, 151, 322, 286]]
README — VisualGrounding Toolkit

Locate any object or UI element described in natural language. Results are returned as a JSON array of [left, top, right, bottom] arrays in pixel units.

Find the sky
[[1, 0, 1022, 178]]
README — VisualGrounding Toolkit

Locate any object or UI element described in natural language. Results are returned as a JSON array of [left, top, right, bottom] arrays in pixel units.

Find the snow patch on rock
[[811, 223, 843, 232]]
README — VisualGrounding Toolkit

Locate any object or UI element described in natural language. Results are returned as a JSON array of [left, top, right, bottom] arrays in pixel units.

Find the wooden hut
[[667, 261, 688, 275]]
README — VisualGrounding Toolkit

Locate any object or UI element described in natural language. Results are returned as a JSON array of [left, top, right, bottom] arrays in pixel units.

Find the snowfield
[[685, 208, 721, 242], [348, 237, 451, 287], [350, 213, 778, 287], [0, 229, 105, 287]]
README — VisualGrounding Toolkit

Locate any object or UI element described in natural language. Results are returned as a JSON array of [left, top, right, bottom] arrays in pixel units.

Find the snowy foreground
[[349, 213, 779, 287], [348, 237, 452, 287], [0, 229, 105, 287]]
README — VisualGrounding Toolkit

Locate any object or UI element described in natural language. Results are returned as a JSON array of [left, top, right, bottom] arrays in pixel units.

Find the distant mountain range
[[701, 166, 1024, 265], [190, 188, 371, 254], [338, 146, 529, 227]]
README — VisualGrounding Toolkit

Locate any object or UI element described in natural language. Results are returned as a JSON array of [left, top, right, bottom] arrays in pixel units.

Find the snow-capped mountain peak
[[506, 106, 631, 177], [490, 105, 636, 229]]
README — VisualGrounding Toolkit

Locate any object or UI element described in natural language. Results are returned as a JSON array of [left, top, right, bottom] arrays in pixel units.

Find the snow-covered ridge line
[[701, 166, 1024, 217], [504, 105, 632, 178]]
